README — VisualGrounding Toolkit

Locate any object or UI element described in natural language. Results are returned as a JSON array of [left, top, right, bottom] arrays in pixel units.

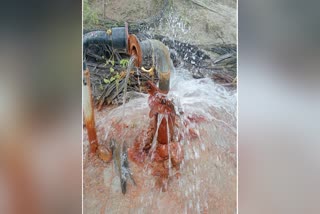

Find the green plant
[[120, 59, 129, 68], [105, 58, 115, 72], [114, 73, 121, 92], [103, 72, 121, 85], [105, 59, 115, 66], [83, 0, 99, 27]]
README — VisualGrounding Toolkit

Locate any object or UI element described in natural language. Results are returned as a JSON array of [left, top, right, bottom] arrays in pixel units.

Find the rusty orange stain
[[84, 69, 98, 154]]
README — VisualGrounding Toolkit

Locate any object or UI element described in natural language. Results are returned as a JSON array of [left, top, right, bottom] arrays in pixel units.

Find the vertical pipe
[[140, 40, 173, 94], [83, 62, 98, 153]]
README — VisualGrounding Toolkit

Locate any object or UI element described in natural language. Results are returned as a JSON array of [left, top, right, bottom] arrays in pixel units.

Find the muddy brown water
[[84, 107, 236, 213]]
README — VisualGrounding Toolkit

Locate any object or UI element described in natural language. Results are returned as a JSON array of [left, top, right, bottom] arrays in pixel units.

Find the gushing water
[[149, 114, 164, 161], [166, 115, 172, 176], [91, 30, 236, 212], [169, 68, 237, 134], [94, 65, 236, 212]]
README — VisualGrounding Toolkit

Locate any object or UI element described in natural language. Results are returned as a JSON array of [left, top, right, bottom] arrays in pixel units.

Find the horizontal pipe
[[83, 27, 128, 53]]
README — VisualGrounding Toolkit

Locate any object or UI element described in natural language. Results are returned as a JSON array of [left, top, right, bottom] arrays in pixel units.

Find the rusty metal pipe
[[127, 34, 174, 94], [139, 39, 173, 94], [82, 24, 174, 154], [83, 62, 98, 153], [128, 35, 174, 94]]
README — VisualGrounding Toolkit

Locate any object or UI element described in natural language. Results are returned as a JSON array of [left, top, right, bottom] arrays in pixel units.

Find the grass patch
[[83, 0, 99, 29]]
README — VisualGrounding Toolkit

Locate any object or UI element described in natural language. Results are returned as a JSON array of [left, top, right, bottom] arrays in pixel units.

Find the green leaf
[[110, 67, 114, 73], [110, 76, 115, 82], [115, 73, 121, 79], [120, 59, 129, 68], [103, 78, 110, 84]]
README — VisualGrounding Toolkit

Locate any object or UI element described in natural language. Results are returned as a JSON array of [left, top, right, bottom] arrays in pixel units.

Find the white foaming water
[[95, 67, 236, 213], [149, 114, 163, 160], [147, 8, 191, 43], [169, 68, 236, 130], [97, 66, 237, 157]]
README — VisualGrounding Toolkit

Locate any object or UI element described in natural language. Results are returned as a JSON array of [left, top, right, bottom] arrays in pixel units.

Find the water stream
[[88, 65, 236, 213]]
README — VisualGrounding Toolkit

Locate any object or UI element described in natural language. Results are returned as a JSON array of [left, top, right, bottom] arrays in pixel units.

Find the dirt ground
[[88, 0, 237, 45]]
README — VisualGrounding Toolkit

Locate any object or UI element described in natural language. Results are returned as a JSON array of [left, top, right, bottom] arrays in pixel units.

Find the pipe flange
[[128, 34, 142, 67]]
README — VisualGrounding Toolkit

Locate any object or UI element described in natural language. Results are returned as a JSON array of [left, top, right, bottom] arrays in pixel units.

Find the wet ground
[[84, 122, 236, 213], [83, 70, 237, 213]]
